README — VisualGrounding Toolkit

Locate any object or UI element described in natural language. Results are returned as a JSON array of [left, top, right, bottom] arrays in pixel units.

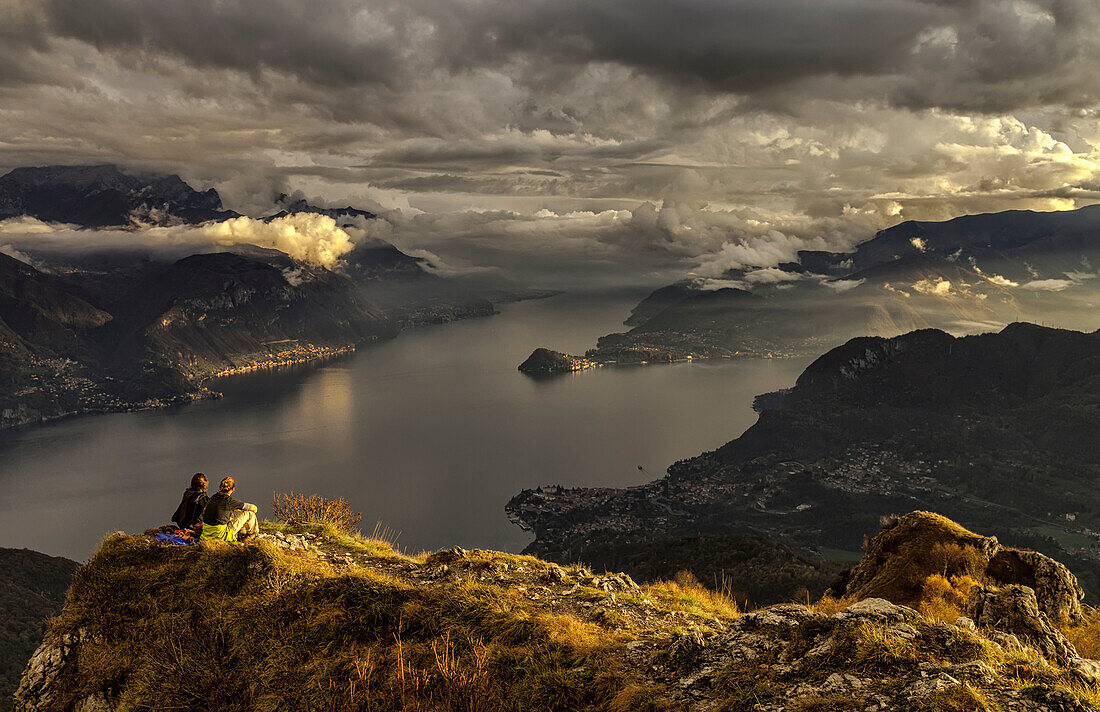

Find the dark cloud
[[372, 139, 542, 168], [45, 0, 404, 87], [370, 135, 667, 170], [2, 0, 1100, 286], [485, 0, 942, 91], [30, 0, 1100, 113]]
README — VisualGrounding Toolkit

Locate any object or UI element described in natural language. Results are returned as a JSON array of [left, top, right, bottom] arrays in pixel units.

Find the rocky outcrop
[[14, 629, 120, 712], [837, 511, 1084, 624], [517, 347, 596, 373], [968, 584, 1077, 662], [13, 523, 1100, 712], [655, 598, 1090, 712], [987, 548, 1085, 625]]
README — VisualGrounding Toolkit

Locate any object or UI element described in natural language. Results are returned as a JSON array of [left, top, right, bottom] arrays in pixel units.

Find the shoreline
[[0, 298, 541, 434]]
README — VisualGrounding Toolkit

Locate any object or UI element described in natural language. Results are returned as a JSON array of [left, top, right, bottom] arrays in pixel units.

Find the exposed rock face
[[14, 629, 121, 712], [987, 548, 1085, 625], [13, 632, 69, 711], [968, 584, 1077, 663], [838, 511, 1084, 625], [517, 347, 595, 373], [655, 598, 1084, 712], [0, 548, 79, 705]]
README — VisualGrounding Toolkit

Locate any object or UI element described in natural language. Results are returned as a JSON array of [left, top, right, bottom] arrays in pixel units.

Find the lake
[[0, 290, 810, 561]]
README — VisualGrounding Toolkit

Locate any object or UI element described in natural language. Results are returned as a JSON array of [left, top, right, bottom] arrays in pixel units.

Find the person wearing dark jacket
[[171, 473, 209, 530], [201, 476, 259, 542]]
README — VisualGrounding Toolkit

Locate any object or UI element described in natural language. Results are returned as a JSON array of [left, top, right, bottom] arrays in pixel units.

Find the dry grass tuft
[[810, 594, 856, 616], [643, 571, 740, 621], [608, 684, 680, 712], [789, 694, 865, 711], [1064, 606, 1100, 661]]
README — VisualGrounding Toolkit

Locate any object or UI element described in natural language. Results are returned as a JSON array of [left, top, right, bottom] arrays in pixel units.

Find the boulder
[[835, 511, 1085, 626], [968, 584, 1077, 663], [839, 597, 920, 623], [986, 548, 1084, 624]]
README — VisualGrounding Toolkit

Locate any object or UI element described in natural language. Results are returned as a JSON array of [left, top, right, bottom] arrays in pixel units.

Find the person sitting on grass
[[200, 476, 259, 542], [171, 472, 209, 531]]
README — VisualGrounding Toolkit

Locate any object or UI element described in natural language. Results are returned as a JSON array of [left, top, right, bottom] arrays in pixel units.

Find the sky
[[3, 0, 1100, 284]]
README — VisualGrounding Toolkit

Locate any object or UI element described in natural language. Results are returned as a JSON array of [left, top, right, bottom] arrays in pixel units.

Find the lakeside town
[[508, 444, 1100, 564]]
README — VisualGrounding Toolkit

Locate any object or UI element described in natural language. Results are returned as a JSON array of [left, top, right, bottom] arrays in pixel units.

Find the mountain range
[[521, 205, 1100, 369], [0, 165, 239, 227], [0, 165, 551, 429]]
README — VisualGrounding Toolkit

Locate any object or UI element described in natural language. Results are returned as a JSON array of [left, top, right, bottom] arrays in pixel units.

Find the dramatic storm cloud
[[2, 0, 1100, 283]]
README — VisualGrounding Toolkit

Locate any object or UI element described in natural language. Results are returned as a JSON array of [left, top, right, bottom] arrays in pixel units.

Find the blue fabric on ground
[[155, 532, 195, 546]]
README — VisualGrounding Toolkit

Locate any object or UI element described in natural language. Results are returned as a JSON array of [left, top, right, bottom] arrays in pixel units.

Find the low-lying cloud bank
[[0, 199, 871, 287], [0, 214, 360, 270]]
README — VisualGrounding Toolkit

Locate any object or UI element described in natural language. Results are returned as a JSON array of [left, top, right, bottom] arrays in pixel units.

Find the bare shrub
[[927, 542, 985, 578], [272, 490, 363, 534]]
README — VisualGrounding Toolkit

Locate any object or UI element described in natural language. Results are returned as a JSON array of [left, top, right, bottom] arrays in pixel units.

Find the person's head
[[219, 476, 235, 494], [190, 472, 207, 490]]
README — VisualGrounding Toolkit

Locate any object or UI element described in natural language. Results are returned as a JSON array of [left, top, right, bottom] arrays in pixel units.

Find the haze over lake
[[0, 290, 809, 561]]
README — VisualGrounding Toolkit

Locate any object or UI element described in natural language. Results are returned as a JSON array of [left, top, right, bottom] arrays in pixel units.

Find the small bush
[[272, 490, 363, 534], [927, 543, 985, 579], [919, 574, 977, 624]]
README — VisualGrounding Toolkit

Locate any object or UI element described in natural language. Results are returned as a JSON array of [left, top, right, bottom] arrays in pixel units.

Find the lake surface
[[0, 290, 810, 561]]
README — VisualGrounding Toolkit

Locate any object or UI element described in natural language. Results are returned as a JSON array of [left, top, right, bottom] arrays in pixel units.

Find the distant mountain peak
[[268, 194, 376, 223], [0, 164, 238, 227]]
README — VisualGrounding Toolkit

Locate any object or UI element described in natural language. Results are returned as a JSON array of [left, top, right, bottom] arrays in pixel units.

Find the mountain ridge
[[0, 166, 554, 430], [518, 204, 1100, 372], [0, 165, 239, 227]]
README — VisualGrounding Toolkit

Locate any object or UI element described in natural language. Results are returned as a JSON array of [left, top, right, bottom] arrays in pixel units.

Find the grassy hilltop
[[16, 513, 1100, 711]]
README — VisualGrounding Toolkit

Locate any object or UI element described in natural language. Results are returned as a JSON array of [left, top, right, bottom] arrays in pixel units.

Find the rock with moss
[[655, 597, 1096, 711], [968, 584, 1077, 663], [837, 511, 1084, 625]]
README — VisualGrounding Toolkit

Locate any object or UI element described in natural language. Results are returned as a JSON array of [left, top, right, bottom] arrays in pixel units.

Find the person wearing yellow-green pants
[[200, 475, 259, 542]]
